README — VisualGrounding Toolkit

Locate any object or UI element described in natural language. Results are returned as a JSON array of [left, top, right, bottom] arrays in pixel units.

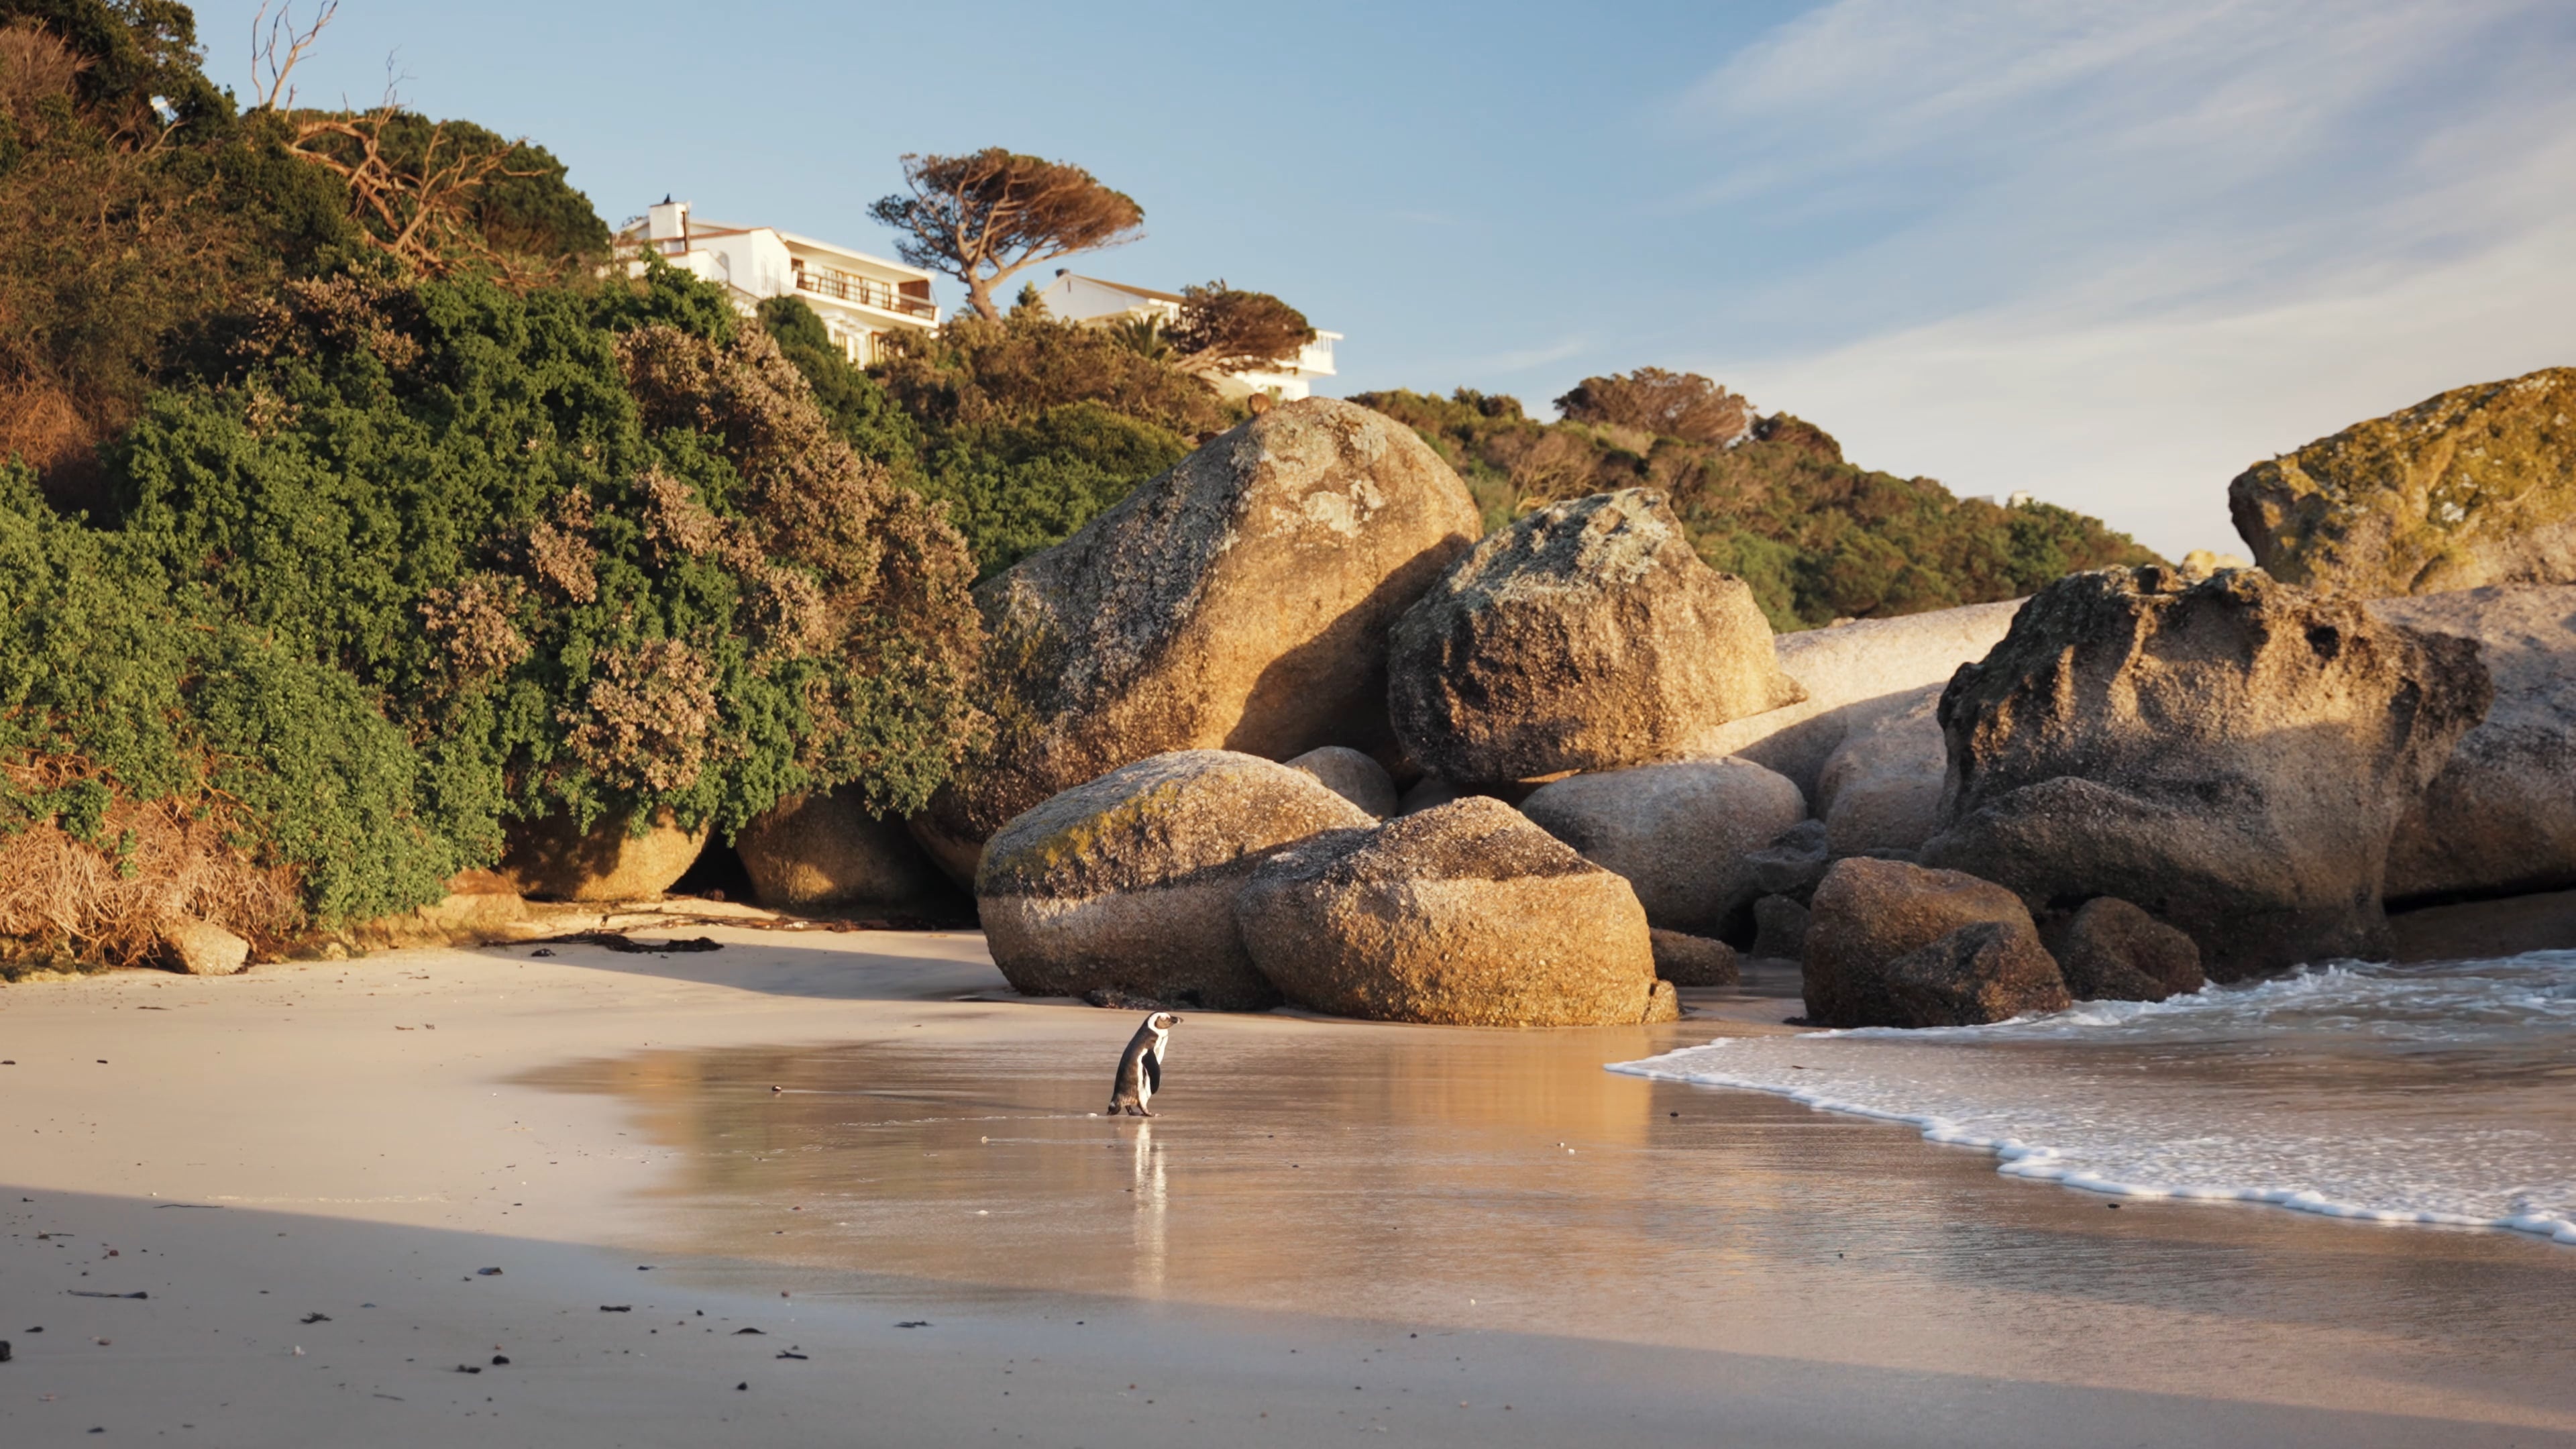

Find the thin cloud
[[1654, 0, 2576, 555]]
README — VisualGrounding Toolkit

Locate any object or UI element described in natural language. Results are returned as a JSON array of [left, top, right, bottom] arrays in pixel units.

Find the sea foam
[[1611, 954, 2576, 1244]]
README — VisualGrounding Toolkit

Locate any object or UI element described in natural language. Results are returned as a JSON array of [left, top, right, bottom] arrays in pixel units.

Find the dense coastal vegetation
[[0, 0, 2155, 967]]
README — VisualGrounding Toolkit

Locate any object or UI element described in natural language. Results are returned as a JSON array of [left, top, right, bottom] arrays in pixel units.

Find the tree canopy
[[867, 148, 1144, 322], [1162, 280, 1316, 378], [1554, 367, 1754, 447]]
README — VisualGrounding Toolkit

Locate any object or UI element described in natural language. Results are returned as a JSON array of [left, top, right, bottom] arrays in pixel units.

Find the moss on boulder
[[2230, 368, 2576, 597]]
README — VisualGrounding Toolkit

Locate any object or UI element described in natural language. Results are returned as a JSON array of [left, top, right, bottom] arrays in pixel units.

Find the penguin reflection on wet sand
[[1108, 1012, 1182, 1116]]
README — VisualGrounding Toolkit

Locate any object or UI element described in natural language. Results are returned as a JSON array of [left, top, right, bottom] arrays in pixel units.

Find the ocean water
[[1612, 953, 2576, 1244]]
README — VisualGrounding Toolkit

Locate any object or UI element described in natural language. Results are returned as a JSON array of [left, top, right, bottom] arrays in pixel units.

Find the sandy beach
[[5, 928, 2574, 1447]]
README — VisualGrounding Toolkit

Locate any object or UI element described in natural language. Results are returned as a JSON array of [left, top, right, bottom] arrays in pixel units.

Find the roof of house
[[1059, 274, 1189, 305]]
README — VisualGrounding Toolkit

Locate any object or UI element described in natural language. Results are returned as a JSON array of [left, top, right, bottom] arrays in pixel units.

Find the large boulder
[[499, 810, 708, 902], [2051, 896, 2204, 1002], [1812, 685, 1945, 857], [2229, 367, 2576, 598], [1518, 758, 1807, 936], [1874, 922, 2072, 1028], [975, 751, 1373, 1010], [916, 399, 1481, 879], [2369, 586, 2576, 902], [735, 788, 946, 910], [1389, 488, 1803, 784], [1234, 796, 1664, 1026], [1683, 599, 2025, 800], [1919, 567, 2491, 979], [1802, 856, 2053, 1027]]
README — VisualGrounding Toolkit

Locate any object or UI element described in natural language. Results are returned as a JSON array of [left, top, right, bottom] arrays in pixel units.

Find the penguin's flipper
[[1142, 1050, 1161, 1095]]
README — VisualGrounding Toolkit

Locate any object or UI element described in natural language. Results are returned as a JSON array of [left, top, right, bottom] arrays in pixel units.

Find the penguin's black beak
[[1167, 1014, 1185, 1024]]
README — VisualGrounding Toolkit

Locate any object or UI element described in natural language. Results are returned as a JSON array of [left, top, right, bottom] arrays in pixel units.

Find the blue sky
[[195, 0, 2576, 557]]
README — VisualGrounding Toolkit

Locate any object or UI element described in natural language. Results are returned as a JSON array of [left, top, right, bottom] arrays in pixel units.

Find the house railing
[[796, 264, 936, 319]]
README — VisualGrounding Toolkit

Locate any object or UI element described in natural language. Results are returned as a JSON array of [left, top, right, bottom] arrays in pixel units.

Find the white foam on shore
[[1614, 955, 2576, 1245]]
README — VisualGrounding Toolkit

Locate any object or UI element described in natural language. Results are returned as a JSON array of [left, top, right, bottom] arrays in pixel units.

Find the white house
[[1034, 272, 1340, 401], [614, 199, 939, 363]]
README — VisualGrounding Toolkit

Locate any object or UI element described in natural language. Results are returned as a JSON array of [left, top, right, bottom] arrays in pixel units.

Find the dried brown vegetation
[[0, 765, 295, 971]]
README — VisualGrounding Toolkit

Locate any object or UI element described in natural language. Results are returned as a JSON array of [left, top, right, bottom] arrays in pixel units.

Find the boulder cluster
[[635, 378, 2576, 1028]]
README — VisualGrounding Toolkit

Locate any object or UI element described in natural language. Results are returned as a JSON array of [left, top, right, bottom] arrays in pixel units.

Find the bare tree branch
[[250, 0, 337, 112]]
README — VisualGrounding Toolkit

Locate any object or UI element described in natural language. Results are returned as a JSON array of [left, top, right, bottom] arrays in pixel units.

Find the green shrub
[[0, 463, 456, 953], [105, 262, 985, 853], [1352, 388, 2159, 630]]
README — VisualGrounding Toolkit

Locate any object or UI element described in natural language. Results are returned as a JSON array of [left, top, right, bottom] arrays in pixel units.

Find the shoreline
[[5, 930, 2574, 1444]]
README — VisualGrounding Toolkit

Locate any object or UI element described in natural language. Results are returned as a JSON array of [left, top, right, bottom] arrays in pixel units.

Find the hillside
[[1348, 387, 2160, 631]]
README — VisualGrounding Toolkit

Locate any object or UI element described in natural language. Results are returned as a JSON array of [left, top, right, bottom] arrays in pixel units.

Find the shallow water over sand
[[526, 998, 2576, 1426], [1619, 955, 2576, 1241]]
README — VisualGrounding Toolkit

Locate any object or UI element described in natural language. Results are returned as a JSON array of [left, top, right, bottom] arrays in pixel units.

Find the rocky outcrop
[[916, 399, 1482, 879], [737, 788, 945, 910], [1286, 746, 1401, 819], [161, 917, 250, 976], [1681, 599, 2025, 800], [1389, 488, 1802, 784], [1873, 921, 2072, 1028], [1234, 797, 1664, 1026], [1650, 928, 1739, 987], [1518, 759, 1807, 936], [2051, 897, 2204, 1002], [499, 810, 708, 902], [975, 751, 1373, 1011], [2370, 586, 2576, 902], [2230, 367, 2576, 598], [1920, 567, 2491, 978], [1813, 686, 1945, 857], [1802, 857, 2057, 1027]]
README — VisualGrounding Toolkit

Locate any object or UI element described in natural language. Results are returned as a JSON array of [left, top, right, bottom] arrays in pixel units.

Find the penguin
[[1107, 1011, 1182, 1116]]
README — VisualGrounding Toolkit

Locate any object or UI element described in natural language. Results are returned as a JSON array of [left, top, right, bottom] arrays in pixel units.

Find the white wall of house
[[618, 200, 941, 364], [1034, 272, 1342, 402]]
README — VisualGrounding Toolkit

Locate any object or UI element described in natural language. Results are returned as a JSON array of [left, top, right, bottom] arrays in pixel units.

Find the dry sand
[[3, 929, 2572, 1447]]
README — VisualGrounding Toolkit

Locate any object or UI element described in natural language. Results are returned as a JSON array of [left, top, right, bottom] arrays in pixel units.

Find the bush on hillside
[[105, 263, 985, 859], [1355, 386, 2159, 631], [761, 299, 1212, 579], [0, 2, 606, 508], [0, 464, 456, 964]]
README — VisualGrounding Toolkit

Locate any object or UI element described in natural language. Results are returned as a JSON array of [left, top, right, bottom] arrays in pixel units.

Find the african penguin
[[1107, 1011, 1182, 1116]]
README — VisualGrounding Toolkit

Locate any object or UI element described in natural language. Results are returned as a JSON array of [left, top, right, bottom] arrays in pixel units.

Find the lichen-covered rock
[[162, 916, 250, 976], [975, 750, 1373, 1010], [1919, 568, 2491, 979], [1389, 488, 1803, 784], [1234, 796, 1662, 1026], [1684, 599, 2025, 800], [1285, 746, 1400, 819], [2052, 897, 2204, 1002], [1650, 928, 1739, 987], [1518, 759, 1807, 936], [1813, 686, 1945, 857], [1802, 857, 2048, 1028], [499, 810, 708, 902], [1874, 921, 2072, 1028], [916, 399, 1481, 880], [2229, 367, 2576, 598], [2370, 586, 2576, 902], [737, 788, 945, 910]]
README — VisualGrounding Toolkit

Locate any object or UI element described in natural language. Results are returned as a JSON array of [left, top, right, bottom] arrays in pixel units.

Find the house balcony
[[795, 263, 936, 321]]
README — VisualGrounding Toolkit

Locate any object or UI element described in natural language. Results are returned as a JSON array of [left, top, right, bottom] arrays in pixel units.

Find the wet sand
[[3, 932, 2572, 1445]]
